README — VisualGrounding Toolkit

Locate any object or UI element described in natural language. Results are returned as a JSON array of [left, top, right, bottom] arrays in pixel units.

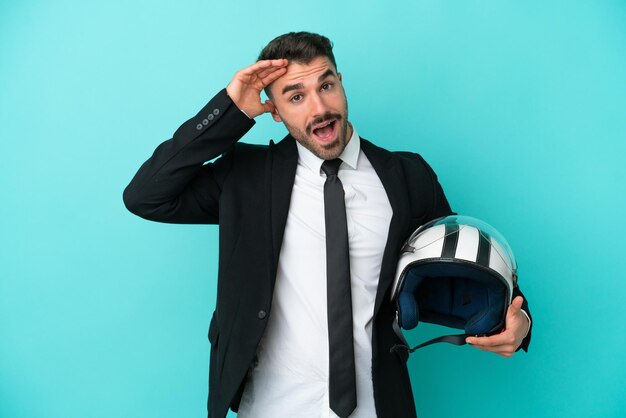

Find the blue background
[[1, 1, 625, 417]]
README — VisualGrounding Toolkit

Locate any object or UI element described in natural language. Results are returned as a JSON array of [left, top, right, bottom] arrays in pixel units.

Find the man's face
[[268, 56, 351, 160]]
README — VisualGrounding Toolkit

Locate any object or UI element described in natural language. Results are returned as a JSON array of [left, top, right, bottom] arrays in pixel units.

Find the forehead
[[272, 56, 337, 92]]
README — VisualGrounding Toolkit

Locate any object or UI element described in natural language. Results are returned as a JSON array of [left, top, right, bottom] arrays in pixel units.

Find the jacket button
[[208, 114, 214, 120], [196, 123, 203, 130], [213, 108, 220, 116], [202, 119, 209, 125], [257, 310, 267, 319]]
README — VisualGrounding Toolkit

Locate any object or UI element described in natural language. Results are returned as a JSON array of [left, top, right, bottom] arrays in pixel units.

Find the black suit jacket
[[124, 89, 531, 418]]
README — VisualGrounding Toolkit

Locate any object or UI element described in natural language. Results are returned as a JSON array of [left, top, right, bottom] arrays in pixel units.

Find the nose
[[309, 92, 327, 117]]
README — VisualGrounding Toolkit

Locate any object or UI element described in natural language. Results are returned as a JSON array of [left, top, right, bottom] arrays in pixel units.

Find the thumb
[[261, 100, 276, 114], [508, 296, 524, 317]]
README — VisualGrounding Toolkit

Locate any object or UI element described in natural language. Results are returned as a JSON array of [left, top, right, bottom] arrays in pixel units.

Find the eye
[[321, 82, 333, 91], [290, 94, 303, 103]]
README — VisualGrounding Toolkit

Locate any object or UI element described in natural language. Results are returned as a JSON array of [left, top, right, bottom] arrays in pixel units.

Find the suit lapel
[[266, 135, 298, 285], [361, 139, 411, 317]]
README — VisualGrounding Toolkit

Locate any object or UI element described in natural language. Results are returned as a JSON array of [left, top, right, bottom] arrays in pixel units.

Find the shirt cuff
[[239, 107, 252, 119], [520, 309, 532, 339]]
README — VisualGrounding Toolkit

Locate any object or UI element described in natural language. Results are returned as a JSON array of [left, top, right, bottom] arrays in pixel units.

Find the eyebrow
[[281, 69, 337, 95]]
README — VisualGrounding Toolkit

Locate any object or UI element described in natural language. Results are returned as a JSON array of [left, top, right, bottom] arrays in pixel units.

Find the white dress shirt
[[237, 127, 392, 418]]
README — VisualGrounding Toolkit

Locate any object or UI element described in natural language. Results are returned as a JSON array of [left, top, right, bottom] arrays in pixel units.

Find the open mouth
[[312, 119, 337, 142]]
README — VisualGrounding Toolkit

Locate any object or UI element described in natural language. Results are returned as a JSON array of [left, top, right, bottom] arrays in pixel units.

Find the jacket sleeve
[[123, 89, 255, 224], [415, 153, 455, 221], [514, 285, 533, 352]]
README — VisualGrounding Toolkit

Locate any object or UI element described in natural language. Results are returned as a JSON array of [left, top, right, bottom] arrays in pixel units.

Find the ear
[[270, 102, 282, 122], [338, 72, 342, 82]]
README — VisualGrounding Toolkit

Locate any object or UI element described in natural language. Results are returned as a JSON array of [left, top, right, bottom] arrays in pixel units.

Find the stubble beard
[[285, 110, 351, 161]]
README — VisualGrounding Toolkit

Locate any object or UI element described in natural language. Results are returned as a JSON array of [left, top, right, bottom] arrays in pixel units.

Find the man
[[124, 32, 531, 418]]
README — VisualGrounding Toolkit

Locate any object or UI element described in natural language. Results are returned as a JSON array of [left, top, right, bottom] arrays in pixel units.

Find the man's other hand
[[465, 296, 529, 358], [226, 59, 288, 119]]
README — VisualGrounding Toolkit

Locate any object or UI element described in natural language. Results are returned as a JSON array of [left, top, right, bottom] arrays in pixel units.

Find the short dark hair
[[258, 32, 337, 97]]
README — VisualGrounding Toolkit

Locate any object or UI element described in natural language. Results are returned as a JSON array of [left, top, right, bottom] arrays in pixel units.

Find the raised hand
[[226, 59, 288, 119]]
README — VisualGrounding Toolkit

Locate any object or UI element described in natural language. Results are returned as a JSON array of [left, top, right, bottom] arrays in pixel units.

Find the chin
[[314, 140, 345, 160]]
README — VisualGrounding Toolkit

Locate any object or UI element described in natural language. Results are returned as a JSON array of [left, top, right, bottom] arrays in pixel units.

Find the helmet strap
[[390, 319, 469, 355], [390, 334, 469, 355]]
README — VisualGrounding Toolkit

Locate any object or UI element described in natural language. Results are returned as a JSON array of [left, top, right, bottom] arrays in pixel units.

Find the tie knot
[[322, 159, 342, 177]]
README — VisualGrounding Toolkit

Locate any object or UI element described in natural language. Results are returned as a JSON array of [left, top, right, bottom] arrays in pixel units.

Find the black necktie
[[322, 159, 357, 418]]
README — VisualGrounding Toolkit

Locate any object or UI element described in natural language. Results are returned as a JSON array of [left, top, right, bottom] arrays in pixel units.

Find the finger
[[471, 344, 516, 357], [468, 338, 517, 357], [466, 331, 515, 347], [506, 296, 524, 320], [511, 296, 524, 311], [261, 99, 276, 114], [264, 58, 288, 66], [239, 59, 288, 76], [261, 66, 287, 86], [256, 66, 280, 80], [256, 65, 287, 82]]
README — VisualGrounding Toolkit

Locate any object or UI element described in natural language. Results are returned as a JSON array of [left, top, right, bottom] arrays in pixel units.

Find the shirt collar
[[295, 123, 360, 175]]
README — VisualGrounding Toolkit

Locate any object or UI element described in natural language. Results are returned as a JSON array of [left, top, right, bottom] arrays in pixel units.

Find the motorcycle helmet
[[390, 215, 518, 353]]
